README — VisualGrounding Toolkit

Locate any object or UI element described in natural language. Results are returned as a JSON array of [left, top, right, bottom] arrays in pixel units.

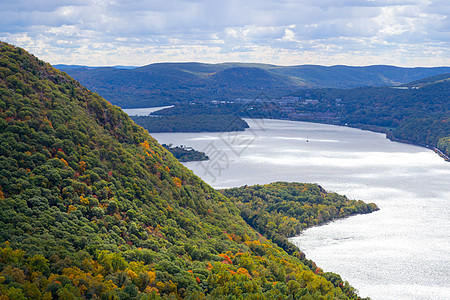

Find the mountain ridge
[[56, 62, 450, 108]]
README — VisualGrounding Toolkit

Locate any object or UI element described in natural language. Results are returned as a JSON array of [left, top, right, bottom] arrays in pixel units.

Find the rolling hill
[[56, 63, 450, 108]]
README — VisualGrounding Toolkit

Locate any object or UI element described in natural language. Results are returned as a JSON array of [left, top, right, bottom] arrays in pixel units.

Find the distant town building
[[279, 96, 299, 104], [300, 99, 319, 105]]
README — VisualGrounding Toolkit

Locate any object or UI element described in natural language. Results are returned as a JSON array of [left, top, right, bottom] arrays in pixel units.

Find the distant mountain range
[[55, 63, 450, 108]]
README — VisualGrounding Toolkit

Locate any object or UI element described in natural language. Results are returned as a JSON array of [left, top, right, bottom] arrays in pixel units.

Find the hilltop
[[0, 42, 379, 298]]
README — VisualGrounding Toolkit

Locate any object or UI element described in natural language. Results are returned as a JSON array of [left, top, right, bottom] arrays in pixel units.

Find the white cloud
[[1, 0, 449, 66]]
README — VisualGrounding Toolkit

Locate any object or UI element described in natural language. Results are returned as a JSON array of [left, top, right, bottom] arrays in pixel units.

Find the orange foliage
[[78, 161, 86, 172], [140, 140, 151, 150], [173, 177, 182, 188], [219, 254, 233, 265], [237, 268, 250, 277]]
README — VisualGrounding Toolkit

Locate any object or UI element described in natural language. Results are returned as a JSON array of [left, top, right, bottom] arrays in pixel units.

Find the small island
[[162, 143, 209, 162]]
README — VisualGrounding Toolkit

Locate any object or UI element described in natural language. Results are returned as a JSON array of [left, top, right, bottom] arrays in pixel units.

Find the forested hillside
[[0, 42, 376, 299]]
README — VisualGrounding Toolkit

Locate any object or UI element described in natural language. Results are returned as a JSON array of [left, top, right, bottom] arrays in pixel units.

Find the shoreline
[[385, 131, 450, 162], [126, 107, 450, 162], [262, 117, 450, 162]]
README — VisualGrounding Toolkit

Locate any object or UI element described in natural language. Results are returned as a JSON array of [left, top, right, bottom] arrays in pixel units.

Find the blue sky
[[1, 0, 449, 67]]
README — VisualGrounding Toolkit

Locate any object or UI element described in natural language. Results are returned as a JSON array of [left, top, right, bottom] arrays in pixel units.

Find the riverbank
[[383, 130, 450, 162], [283, 118, 450, 162]]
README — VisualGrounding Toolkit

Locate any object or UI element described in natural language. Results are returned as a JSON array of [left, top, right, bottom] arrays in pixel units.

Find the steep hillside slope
[[0, 42, 370, 299]]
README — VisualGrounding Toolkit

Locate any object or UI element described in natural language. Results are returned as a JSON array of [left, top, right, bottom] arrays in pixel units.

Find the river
[[122, 105, 173, 116], [134, 115, 450, 300]]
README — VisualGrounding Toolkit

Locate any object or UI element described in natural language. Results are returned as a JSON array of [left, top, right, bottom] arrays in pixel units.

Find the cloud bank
[[1, 0, 449, 66]]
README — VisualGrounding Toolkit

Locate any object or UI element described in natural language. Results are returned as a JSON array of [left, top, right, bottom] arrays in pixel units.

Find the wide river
[[133, 113, 449, 300]]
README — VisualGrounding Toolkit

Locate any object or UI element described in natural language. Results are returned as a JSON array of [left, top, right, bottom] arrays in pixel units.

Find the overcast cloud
[[1, 0, 449, 66]]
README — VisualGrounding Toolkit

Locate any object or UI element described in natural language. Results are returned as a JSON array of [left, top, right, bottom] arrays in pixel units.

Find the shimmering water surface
[[122, 105, 173, 116], [148, 118, 450, 300]]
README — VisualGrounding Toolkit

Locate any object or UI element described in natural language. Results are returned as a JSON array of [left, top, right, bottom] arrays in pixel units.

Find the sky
[[1, 0, 449, 67]]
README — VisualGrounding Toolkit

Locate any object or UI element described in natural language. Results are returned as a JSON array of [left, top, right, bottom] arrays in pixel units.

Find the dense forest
[[130, 114, 249, 133], [0, 41, 377, 299]]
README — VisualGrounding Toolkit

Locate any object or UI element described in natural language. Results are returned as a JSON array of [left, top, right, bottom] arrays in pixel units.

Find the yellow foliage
[[67, 205, 77, 213], [0, 243, 25, 264], [127, 269, 138, 280], [62, 266, 85, 278], [148, 271, 156, 284], [128, 261, 147, 272], [80, 196, 89, 206]]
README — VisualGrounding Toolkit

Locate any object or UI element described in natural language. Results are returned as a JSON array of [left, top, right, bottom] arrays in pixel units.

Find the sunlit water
[[146, 118, 449, 300], [122, 105, 173, 116]]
